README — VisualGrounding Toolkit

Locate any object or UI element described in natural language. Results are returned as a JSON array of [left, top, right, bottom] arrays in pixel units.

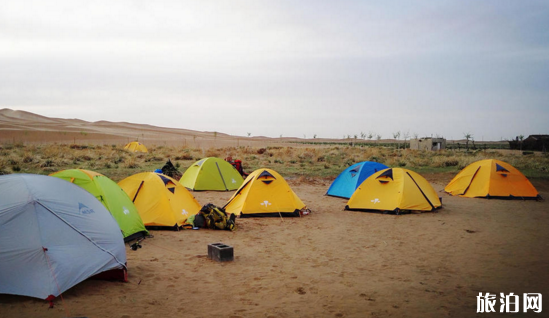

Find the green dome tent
[[179, 157, 244, 191], [50, 169, 148, 243]]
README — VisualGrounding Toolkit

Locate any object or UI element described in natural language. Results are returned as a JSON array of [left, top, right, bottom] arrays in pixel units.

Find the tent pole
[[215, 162, 228, 191], [132, 181, 145, 203]]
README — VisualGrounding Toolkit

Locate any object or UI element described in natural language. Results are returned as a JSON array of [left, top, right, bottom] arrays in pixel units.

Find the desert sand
[[1, 109, 547, 317], [1, 174, 548, 318], [1, 108, 489, 149], [0, 108, 326, 148]]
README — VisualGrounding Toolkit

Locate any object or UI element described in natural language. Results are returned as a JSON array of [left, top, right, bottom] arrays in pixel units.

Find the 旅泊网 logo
[[477, 292, 542, 313]]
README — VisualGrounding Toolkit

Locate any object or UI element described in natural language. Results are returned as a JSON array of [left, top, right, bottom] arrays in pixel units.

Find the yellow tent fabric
[[179, 157, 243, 191], [124, 141, 148, 153], [444, 159, 540, 199], [346, 168, 441, 214], [223, 168, 305, 217], [118, 172, 201, 228]]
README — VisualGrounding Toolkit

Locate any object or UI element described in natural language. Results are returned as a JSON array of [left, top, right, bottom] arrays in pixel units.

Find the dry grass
[[0, 143, 548, 182]]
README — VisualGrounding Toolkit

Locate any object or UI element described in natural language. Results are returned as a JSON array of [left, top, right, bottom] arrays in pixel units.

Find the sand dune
[[0, 108, 313, 148], [0, 108, 425, 148]]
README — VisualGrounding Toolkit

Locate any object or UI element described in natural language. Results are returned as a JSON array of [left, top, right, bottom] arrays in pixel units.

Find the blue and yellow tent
[[326, 161, 388, 198]]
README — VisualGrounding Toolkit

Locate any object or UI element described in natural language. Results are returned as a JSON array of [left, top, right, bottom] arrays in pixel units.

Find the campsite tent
[[179, 157, 244, 191], [50, 169, 148, 242], [326, 161, 389, 198], [124, 141, 148, 153], [118, 172, 201, 228], [444, 159, 540, 199], [0, 174, 127, 301], [223, 168, 306, 217], [345, 168, 441, 214]]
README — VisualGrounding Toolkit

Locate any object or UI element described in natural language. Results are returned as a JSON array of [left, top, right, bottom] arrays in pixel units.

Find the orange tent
[[444, 159, 540, 199]]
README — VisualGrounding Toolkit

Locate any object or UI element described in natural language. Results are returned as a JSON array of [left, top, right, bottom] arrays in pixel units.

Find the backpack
[[193, 213, 206, 228], [233, 160, 249, 177], [199, 203, 236, 231], [161, 159, 182, 180]]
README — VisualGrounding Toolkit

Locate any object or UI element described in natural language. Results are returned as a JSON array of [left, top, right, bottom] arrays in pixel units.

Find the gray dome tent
[[0, 174, 127, 302]]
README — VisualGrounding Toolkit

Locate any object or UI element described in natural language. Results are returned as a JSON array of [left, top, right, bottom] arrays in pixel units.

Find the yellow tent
[[124, 141, 148, 153], [223, 168, 306, 217], [345, 168, 441, 214], [118, 172, 201, 229], [444, 159, 540, 199]]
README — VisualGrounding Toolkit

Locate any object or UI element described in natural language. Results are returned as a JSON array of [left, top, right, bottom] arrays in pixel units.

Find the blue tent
[[326, 161, 389, 198]]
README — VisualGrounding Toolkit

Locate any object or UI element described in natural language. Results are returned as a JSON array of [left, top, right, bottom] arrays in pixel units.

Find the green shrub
[[444, 159, 459, 167]]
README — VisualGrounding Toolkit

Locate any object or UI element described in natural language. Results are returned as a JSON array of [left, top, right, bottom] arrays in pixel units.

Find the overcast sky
[[1, 1, 548, 140]]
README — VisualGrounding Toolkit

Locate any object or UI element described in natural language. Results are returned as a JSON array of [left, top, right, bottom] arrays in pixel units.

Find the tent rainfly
[[118, 172, 202, 229], [124, 141, 148, 153], [224, 168, 306, 217], [444, 159, 540, 199], [326, 161, 389, 198], [179, 157, 244, 191], [345, 168, 442, 214], [50, 169, 149, 242], [0, 174, 127, 302]]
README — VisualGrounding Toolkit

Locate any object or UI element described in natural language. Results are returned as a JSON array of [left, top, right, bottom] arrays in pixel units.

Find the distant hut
[[509, 135, 549, 152], [410, 137, 446, 151], [523, 135, 549, 152]]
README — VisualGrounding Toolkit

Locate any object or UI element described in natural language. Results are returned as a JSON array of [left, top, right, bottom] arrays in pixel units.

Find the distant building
[[509, 135, 549, 152], [410, 137, 446, 151]]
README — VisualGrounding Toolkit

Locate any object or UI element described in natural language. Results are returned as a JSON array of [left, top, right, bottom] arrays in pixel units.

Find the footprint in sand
[[295, 287, 306, 295]]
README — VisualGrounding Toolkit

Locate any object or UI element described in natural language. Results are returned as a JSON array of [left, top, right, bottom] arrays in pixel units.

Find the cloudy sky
[[1, 1, 548, 140]]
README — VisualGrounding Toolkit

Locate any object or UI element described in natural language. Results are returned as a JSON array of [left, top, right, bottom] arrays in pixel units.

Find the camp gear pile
[[198, 203, 236, 231]]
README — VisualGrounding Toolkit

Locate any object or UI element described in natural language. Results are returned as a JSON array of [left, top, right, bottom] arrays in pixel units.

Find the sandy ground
[[1, 174, 548, 318]]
